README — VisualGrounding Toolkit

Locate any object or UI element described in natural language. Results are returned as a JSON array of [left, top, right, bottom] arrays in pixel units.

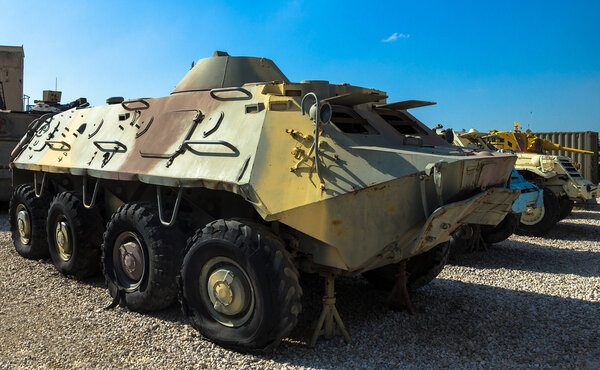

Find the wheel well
[[11, 169, 265, 236]]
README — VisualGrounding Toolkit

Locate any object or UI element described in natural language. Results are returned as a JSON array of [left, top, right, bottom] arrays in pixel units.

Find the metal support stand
[[474, 225, 490, 252], [386, 260, 414, 315], [465, 225, 489, 252], [309, 272, 351, 347]]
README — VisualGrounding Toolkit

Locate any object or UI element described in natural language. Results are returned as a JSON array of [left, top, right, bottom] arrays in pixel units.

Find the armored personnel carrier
[[487, 123, 598, 235], [9, 51, 518, 351], [442, 128, 543, 244]]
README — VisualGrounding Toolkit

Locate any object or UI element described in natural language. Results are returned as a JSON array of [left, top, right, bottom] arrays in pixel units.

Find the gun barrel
[[556, 145, 595, 155], [541, 139, 595, 155]]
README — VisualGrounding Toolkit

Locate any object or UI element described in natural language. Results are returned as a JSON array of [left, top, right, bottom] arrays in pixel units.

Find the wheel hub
[[54, 220, 72, 261], [119, 241, 144, 281], [214, 281, 233, 306], [113, 232, 146, 290], [16, 205, 31, 245], [521, 205, 545, 225], [208, 268, 248, 315], [200, 257, 255, 327]]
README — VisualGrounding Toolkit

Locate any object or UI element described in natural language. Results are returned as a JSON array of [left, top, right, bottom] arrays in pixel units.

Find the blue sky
[[2, 0, 599, 132]]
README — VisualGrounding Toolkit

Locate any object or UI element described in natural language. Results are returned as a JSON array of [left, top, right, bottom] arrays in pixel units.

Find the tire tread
[[9, 183, 50, 259], [47, 191, 104, 278], [102, 201, 184, 312], [180, 219, 302, 352]]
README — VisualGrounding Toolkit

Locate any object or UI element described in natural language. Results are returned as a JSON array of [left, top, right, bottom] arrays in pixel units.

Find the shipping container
[[532, 131, 599, 184]]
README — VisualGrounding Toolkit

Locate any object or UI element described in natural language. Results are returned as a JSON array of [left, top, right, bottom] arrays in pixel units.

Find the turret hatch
[[172, 51, 289, 94]]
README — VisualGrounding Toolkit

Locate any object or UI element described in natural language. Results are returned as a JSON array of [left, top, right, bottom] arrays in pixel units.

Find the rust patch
[[332, 219, 344, 236], [118, 91, 222, 175]]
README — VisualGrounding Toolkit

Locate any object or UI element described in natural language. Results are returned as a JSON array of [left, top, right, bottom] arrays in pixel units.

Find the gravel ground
[[0, 202, 599, 368]]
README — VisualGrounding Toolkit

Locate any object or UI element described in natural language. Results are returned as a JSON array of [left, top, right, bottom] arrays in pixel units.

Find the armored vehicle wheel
[[516, 186, 559, 236], [9, 184, 50, 259], [480, 213, 520, 244], [179, 219, 302, 352], [47, 192, 104, 278], [362, 241, 450, 292], [102, 202, 184, 312], [558, 197, 574, 220]]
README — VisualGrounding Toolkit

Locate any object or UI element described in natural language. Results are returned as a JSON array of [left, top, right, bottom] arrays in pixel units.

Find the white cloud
[[382, 32, 410, 42]]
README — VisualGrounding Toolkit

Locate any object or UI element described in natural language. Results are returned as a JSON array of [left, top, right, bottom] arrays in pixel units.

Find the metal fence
[[532, 131, 599, 184]]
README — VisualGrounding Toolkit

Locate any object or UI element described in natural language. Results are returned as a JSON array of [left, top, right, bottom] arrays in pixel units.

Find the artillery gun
[[486, 123, 597, 235], [9, 51, 518, 351], [489, 122, 595, 155]]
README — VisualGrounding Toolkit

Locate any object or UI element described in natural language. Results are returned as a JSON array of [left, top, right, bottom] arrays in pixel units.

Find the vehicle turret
[[489, 122, 594, 155]]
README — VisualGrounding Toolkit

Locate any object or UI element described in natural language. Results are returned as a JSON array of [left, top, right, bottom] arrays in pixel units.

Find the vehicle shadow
[[2, 233, 598, 367], [267, 277, 599, 368], [0, 201, 8, 231], [2, 200, 597, 367], [449, 240, 600, 277], [0, 205, 185, 326], [567, 210, 600, 221], [546, 221, 600, 241], [35, 258, 185, 325]]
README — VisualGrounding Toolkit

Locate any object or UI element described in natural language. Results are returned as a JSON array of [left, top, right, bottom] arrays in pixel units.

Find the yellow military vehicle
[[486, 123, 598, 235], [9, 51, 518, 351]]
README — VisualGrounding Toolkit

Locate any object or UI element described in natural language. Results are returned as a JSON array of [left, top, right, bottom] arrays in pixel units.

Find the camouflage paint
[[11, 52, 519, 272]]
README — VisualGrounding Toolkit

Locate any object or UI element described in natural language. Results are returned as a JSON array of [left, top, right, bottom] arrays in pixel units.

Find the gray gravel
[[1, 203, 599, 368]]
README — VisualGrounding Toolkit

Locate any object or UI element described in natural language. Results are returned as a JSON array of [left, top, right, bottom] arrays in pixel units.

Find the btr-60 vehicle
[[9, 51, 518, 351]]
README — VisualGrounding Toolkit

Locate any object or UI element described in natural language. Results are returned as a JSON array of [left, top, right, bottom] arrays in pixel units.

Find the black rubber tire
[[558, 197, 574, 220], [179, 219, 302, 353], [102, 202, 185, 312], [362, 241, 450, 292], [9, 183, 50, 259], [449, 225, 482, 256], [516, 186, 560, 236], [47, 192, 104, 278], [480, 213, 520, 244]]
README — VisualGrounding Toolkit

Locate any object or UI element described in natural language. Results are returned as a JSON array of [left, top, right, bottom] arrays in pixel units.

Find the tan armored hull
[[12, 81, 517, 271], [9, 51, 520, 350]]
